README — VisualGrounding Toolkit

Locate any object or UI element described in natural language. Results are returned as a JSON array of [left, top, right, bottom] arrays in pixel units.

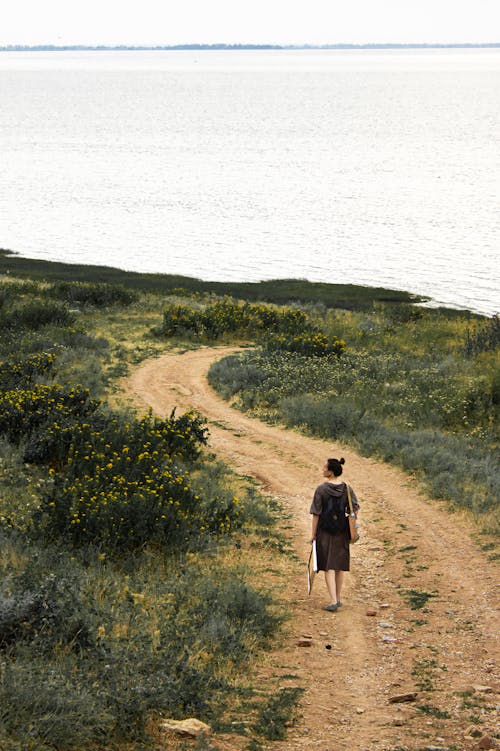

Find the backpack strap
[[345, 482, 355, 516]]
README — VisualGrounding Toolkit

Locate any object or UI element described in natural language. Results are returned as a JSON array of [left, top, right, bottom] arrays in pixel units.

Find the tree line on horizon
[[2, 42, 500, 51]]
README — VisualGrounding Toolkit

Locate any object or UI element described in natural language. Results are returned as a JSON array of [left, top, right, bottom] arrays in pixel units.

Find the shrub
[[0, 540, 281, 749], [161, 302, 206, 337], [280, 393, 499, 525], [0, 385, 99, 449], [160, 297, 317, 341], [0, 352, 57, 391], [265, 331, 346, 358], [251, 687, 303, 740], [49, 281, 138, 307], [207, 355, 269, 399], [464, 315, 500, 356], [0, 301, 74, 331], [0, 657, 116, 750], [36, 409, 241, 551], [0, 572, 92, 652]]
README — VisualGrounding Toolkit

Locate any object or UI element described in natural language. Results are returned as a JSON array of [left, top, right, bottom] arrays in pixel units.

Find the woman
[[309, 457, 360, 612]]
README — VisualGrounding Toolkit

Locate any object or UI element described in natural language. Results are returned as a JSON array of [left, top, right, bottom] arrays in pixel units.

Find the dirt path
[[123, 347, 499, 751]]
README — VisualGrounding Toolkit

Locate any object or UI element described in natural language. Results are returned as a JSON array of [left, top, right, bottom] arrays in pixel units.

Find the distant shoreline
[[1, 43, 500, 51]]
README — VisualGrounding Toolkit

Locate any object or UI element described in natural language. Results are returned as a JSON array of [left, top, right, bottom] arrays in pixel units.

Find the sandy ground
[[123, 346, 499, 751]]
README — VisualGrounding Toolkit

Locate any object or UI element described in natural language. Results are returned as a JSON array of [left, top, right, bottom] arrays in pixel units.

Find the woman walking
[[309, 457, 360, 612]]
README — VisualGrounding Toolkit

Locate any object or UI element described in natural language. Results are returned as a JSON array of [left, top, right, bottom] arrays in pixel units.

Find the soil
[[122, 346, 499, 751]]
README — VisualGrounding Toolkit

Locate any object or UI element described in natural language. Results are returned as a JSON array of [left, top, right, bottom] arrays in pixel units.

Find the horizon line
[[1, 42, 500, 51]]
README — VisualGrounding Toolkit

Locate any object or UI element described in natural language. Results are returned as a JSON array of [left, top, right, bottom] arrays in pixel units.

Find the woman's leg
[[324, 570, 337, 603], [335, 570, 344, 603]]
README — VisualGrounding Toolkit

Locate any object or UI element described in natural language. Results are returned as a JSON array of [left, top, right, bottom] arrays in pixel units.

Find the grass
[[0, 248, 421, 310], [250, 687, 304, 741], [1, 254, 497, 748], [416, 704, 451, 719], [0, 275, 305, 750], [402, 590, 438, 610], [208, 305, 499, 533]]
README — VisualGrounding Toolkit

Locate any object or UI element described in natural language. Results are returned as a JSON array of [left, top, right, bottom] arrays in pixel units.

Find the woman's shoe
[[336, 601, 343, 607], [323, 603, 339, 612]]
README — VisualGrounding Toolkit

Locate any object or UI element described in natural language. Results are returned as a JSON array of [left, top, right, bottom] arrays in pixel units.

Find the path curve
[[123, 346, 499, 750]]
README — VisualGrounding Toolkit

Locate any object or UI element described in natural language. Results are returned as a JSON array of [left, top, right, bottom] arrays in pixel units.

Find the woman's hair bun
[[339, 457, 345, 465]]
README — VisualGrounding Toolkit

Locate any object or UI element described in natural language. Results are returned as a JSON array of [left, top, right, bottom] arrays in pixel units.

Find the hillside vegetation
[[208, 304, 499, 533], [0, 272, 302, 751], [0, 256, 497, 749]]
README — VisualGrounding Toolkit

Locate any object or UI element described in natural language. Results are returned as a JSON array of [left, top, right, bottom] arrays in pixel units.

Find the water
[[1, 49, 499, 315]]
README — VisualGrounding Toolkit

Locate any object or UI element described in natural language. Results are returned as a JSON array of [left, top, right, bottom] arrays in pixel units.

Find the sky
[[2, 0, 500, 47]]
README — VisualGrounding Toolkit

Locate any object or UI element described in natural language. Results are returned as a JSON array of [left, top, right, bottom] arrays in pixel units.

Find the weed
[[402, 589, 438, 610], [251, 687, 303, 740], [416, 704, 451, 719], [411, 658, 447, 693]]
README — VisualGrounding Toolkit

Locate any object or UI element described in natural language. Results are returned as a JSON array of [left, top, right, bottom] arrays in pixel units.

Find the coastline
[[0, 248, 491, 318]]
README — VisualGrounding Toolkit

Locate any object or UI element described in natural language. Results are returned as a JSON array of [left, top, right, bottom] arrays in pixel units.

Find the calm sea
[[1, 49, 499, 315]]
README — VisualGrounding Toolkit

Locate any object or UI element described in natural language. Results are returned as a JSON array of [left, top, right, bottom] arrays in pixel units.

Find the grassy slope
[[0, 248, 422, 309], [0, 256, 497, 749], [0, 275, 299, 750]]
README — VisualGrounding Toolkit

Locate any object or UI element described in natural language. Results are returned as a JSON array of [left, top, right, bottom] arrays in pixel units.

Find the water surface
[[1, 49, 499, 314]]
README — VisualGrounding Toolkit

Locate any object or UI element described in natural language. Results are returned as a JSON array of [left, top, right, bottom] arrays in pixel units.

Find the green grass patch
[[251, 687, 304, 740], [403, 589, 438, 610], [0, 248, 422, 310], [416, 704, 451, 719]]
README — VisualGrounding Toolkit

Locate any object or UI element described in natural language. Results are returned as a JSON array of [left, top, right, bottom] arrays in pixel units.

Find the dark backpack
[[318, 492, 348, 535]]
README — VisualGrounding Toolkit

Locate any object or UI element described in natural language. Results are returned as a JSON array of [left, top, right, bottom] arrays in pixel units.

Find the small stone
[[382, 635, 398, 643], [356, 708, 365, 714], [297, 639, 313, 647], [378, 622, 394, 628], [302, 634, 313, 639], [474, 737, 497, 750], [325, 644, 332, 650], [393, 718, 406, 726], [366, 609, 377, 616], [465, 726, 484, 738], [389, 692, 418, 703], [319, 631, 328, 636], [472, 685, 494, 693], [159, 718, 211, 738], [380, 603, 391, 609]]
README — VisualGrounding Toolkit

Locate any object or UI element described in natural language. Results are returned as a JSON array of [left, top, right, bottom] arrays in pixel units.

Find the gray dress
[[309, 481, 360, 571]]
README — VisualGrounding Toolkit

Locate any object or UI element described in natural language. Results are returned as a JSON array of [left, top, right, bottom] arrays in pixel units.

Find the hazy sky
[[2, 0, 499, 46]]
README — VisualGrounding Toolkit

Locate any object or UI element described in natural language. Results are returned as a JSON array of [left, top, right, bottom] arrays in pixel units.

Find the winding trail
[[123, 346, 499, 750]]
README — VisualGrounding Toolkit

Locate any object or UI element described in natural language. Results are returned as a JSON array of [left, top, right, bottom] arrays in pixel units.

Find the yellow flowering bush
[[0, 384, 99, 448], [161, 297, 311, 340], [0, 388, 237, 550], [0, 350, 240, 550], [39, 411, 239, 549], [265, 331, 346, 357], [0, 352, 58, 390]]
